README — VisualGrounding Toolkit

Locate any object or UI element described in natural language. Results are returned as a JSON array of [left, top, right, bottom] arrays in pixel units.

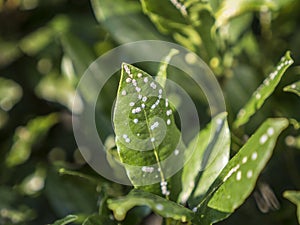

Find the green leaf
[[108, 190, 194, 222], [82, 214, 116, 225], [140, 0, 218, 60], [19, 27, 54, 55], [179, 113, 230, 207], [234, 51, 294, 128], [60, 33, 96, 77], [0, 77, 22, 111], [58, 168, 102, 185], [214, 0, 277, 28], [284, 80, 300, 97], [35, 73, 77, 111], [156, 48, 179, 88], [283, 190, 300, 224], [91, 0, 166, 44], [6, 113, 58, 167], [45, 168, 97, 217], [193, 118, 289, 225], [0, 40, 21, 67], [113, 63, 184, 197], [49, 215, 78, 225]]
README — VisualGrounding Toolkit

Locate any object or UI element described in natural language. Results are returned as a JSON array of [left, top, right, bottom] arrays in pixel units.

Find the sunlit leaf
[[19, 27, 54, 55], [234, 51, 293, 128], [284, 80, 300, 97], [179, 113, 230, 207], [155, 48, 179, 88], [108, 190, 194, 222], [0, 77, 22, 111], [60, 33, 95, 77], [35, 73, 78, 112], [114, 63, 184, 197], [6, 113, 58, 167], [49, 215, 78, 225], [283, 190, 300, 224], [215, 0, 276, 28], [193, 118, 289, 225]]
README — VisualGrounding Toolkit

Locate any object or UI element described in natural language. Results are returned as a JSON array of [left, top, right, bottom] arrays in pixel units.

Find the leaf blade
[[179, 113, 230, 206], [113, 63, 183, 197], [108, 190, 194, 222], [193, 118, 289, 225], [49, 215, 78, 225], [234, 51, 293, 128], [283, 190, 300, 224], [284, 80, 300, 97]]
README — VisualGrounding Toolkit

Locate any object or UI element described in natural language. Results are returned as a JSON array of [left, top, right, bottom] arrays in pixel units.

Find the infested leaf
[[234, 51, 293, 128], [113, 63, 184, 197], [193, 118, 289, 225], [108, 189, 194, 222], [284, 81, 300, 97]]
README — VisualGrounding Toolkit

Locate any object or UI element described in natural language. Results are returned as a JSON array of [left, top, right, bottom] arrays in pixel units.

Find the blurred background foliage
[[0, 0, 300, 224]]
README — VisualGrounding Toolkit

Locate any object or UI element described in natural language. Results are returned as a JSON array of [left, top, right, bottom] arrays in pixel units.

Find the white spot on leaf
[[251, 152, 258, 160], [267, 127, 274, 136], [156, 204, 164, 211], [242, 156, 248, 164], [247, 170, 253, 178], [236, 171, 242, 181], [259, 134, 268, 144], [142, 166, 154, 173]]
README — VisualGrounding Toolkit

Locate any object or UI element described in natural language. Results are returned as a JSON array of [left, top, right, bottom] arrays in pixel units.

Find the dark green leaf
[[108, 190, 194, 222], [284, 80, 300, 97], [49, 215, 78, 225], [82, 214, 117, 225], [91, 0, 166, 44], [45, 168, 97, 217], [234, 51, 293, 128], [113, 63, 183, 197], [179, 113, 230, 207], [283, 190, 300, 224], [193, 118, 289, 225]]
